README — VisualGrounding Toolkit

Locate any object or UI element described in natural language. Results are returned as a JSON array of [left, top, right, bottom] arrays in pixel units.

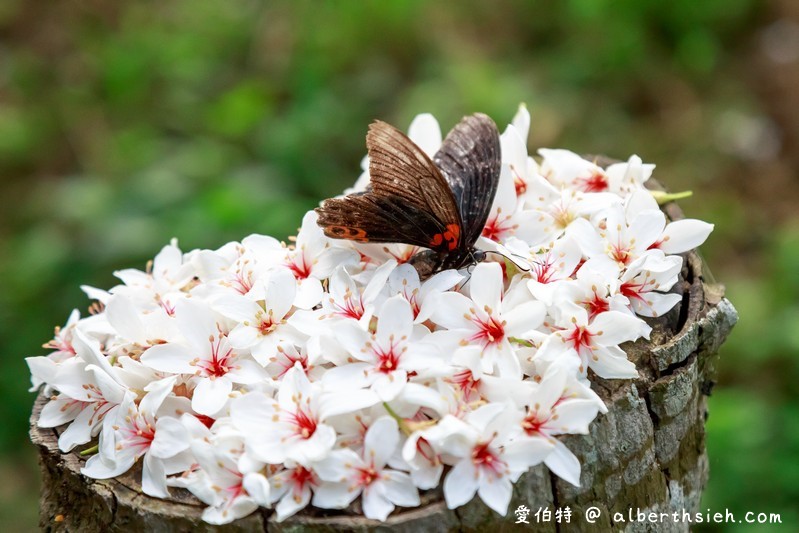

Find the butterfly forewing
[[433, 113, 501, 246], [365, 121, 462, 244], [317, 121, 463, 253]]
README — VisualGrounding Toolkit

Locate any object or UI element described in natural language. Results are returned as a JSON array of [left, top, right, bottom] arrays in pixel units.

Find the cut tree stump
[[30, 203, 738, 533]]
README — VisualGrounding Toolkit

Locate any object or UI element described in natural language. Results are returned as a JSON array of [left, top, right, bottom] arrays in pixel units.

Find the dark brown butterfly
[[315, 113, 501, 278]]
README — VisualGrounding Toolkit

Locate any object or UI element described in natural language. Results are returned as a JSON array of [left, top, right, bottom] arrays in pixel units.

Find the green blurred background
[[2, 1, 797, 530]]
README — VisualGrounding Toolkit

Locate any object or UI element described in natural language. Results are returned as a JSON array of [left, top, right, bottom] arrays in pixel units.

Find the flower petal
[[140, 343, 196, 374], [469, 262, 503, 311], [192, 376, 233, 416], [364, 417, 399, 468], [150, 416, 190, 459], [476, 474, 512, 516], [443, 459, 478, 509], [545, 439, 581, 487]]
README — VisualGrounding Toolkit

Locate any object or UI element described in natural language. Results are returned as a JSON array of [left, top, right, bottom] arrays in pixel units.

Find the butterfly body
[[316, 113, 501, 278]]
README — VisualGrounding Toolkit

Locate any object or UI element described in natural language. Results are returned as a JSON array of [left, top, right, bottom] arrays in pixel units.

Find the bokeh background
[[2, 1, 797, 530]]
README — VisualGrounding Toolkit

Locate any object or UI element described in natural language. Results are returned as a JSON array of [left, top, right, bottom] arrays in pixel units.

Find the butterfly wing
[[432, 113, 501, 247], [315, 193, 457, 249], [316, 121, 463, 252]]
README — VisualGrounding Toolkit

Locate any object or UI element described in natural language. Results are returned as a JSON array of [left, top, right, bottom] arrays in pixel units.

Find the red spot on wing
[[429, 224, 461, 251]]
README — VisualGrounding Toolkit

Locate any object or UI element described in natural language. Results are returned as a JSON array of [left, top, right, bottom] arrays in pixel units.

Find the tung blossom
[[140, 300, 267, 416], [323, 295, 443, 401], [82, 377, 191, 499], [426, 402, 553, 515], [215, 269, 302, 365], [231, 365, 337, 465], [538, 303, 649, 379], [315, 417, 420, 521], [431, 262, 546, 378], [27, 106, 716, 525]]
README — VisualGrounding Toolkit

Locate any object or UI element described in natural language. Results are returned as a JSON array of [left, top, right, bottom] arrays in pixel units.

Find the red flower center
[[577, 171, 609, 192], [231, 270, 253, 295], [471, 314, 505, 347], [521, 411, 550, 436], [289, 465, 318, 497], [290, 408, 318, 439], [374, 338, 404, 374], [565, 325, 593, 354], [449, 369, 481, 401], [332, 289, 365, 320], [582, 290, 610, 320], [121, 415, 156, 454], [532, 254, 558, 284], [356, 466, 380, 487], [620, 280, 646, 302], [195, 414, 216, 428], [287, 254, 312, 280], [258, 312, 278, 335], [471, 441, 505, 476], [196, 337, 234, 378], [609, 241, 633, 266], [481, 209, 515, 241]]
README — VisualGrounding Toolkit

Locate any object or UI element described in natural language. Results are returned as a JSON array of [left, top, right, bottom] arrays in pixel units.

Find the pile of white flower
[[28, 106, 714, 525]]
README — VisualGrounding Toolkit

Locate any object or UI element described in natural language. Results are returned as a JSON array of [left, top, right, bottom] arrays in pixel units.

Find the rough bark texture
[[30, 201, 738, 532]]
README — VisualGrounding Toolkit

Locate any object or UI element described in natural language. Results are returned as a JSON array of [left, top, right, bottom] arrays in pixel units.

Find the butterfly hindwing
[[317, 193, 456, 249], [433, 113, 501, 247]]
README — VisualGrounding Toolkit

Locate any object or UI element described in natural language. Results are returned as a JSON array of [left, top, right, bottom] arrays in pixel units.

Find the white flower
[[567, 203, 660, 269], [283, 211, 359, 309], [215, 269, 302, 365], [387, 263, 462, 324], [140, 300, 267, 416], [30, 329, 129, 453], [624, 190, 714, 254], [195, 235, 282, 299], [181, 436, 270, 525], [268, 463, 318, 521], [501, 105, 539, 202], [480, 126, 544, 244], [431, 262, 546, 378], [290, 260, 395, 335], [231, 365, 336, 465], [516, 235, 583, 306], [40, 309, 80, 362], [540, 150, 656, 196], [619, 250, 683, 317], [538, 303, 648, 379], [603, 155, 655, 195], [427, 402, 553, 515], [111, 241, 195, 313], [82, 377, 190, 499], [569, 190, 713, 270], [552, 263, 629, 320], [265, 343, 325, 382], [516, 362, 604, 486], [315, 417, 420, 521], [323, 295, 442, 401], [28, 106, 718, 525]]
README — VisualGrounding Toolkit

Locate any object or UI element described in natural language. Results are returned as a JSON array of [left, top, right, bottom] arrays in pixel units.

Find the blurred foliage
[[2, 0, 797, 530]]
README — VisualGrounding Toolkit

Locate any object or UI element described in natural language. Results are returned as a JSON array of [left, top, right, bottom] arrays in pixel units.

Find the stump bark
[[30, 203, 738, 533]]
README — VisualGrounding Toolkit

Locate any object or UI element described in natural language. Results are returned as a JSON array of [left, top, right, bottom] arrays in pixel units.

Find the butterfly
[[315, 113, 501, 279]]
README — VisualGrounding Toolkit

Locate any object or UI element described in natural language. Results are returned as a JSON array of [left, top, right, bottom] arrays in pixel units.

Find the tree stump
[[30, 202, 738, 532]]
